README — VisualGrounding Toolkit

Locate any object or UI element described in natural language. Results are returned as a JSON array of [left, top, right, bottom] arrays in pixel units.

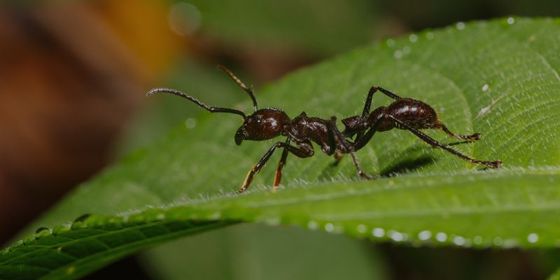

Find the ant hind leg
[[437, 122, 480, 142], [389, 116, 501, 169]]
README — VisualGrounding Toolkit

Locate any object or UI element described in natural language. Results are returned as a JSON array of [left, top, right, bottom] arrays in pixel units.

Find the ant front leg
[[273, 140, 291, 190], [239, 140, 314, 193], [388, 115, 501, 169]]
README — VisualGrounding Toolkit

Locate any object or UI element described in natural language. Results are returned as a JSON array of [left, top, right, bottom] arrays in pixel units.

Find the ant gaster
[[147, 66, 501, 193]]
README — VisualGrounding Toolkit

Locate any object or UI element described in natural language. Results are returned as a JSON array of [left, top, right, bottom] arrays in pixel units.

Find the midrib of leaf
[[2, 17, 560, 280]]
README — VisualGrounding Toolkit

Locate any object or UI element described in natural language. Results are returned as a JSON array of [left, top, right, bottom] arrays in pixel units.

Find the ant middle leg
[[361, 87, 402, 117], [328, 117, 372, 179], [355, 87, 401, 139], [388, 115, 501, 169], [330, 151, 344, 167], [239, 140, 313, 193]]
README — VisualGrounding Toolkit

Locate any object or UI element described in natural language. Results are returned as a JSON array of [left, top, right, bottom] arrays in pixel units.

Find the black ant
[[147, 66, 501, 193]]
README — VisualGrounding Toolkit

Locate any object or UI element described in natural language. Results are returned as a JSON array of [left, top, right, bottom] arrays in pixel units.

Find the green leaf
[[2, 17, 560, 279]]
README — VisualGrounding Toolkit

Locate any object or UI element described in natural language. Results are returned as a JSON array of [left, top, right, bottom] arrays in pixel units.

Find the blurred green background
[[1, 0, 559, 279]]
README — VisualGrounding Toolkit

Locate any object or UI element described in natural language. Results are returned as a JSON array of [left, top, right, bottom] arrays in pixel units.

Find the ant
[[147, 66, 501, 193]]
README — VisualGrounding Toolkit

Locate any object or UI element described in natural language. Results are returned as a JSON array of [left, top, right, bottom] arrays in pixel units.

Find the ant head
[[235, 109, 290, 145], [148, 66, 290, 145]]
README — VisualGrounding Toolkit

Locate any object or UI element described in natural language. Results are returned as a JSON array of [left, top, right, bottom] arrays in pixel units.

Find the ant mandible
[[147, 66, 501, 193]]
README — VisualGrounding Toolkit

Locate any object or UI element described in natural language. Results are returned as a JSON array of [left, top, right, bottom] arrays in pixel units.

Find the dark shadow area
[[379, 145, 438, 177], [318, 145, 437, 181], [379, 155, 436, 177]]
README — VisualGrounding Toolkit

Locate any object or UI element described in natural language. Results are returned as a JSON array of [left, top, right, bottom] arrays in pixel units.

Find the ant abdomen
[[385, 98, 439, 130]]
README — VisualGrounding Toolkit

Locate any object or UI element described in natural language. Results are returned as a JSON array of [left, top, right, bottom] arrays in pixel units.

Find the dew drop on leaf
[[528, 233, 539, 243], [389, 230, 405, 242], [307, 220, 319, 230], [435, 232, 448, 242], [453, 236, 466, 246], [356, 224, 367, 234], [372, 227, 385, 238], [418, 230, 432, 240], [185, 118, 197, 129]]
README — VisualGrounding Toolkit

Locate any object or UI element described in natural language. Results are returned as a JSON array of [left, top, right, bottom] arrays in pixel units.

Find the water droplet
[[409, 34, 418, 43], [372, 227, 385, 238], [168, 2, 202, 36], [425, 32, 434, 40], [389, 230, 405, 242], [418, 230, 432, 241], [208, 212, 221, 219], [393, 50, 403, 59], [73, 213, 91, 224], [527, 233, 539, 243], [503, 239, 518, 248], [263, 216, 280, 226], [402, 46, 411, 54], [386, 39, 396, 47], [435, 232, 447, 242], [324, 223, 335, 232], [493, 237, 504, 246], [185, 118, 197, 129], [307, 220, 319, 230], [507, 17, 515, 25], [357, 224, 367, 234], [453, 236, 466, 246], [456, 22, 466, 30], [473, 235, 482, 245], [35, 227, 50, 234], [482, 84, 490, 92]]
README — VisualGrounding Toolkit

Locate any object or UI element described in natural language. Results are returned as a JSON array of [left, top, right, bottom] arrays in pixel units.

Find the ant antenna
[[146, 88, 247, 119], [217, 65, 258, 112]]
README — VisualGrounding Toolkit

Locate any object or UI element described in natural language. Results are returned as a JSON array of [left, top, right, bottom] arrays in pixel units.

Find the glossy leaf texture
[[2, 18, 560, 279]]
